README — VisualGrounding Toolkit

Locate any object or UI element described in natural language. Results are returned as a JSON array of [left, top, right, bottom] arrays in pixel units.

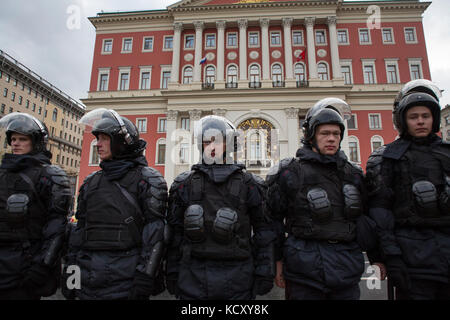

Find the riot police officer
[[266, 98, 367, 300], [62, 108, 168, 300], [366, 79, 450, 299], [0, 113, 71, 300], [165, 115, 276, 300]]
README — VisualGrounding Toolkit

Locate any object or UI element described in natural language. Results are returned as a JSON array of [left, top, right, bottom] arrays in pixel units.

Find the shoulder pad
[[265, 157, 294, 184], [243, 172, 265, 188], [43, 165, 70, 186], [170, 170, 194, 192], [141, 167, 167, 188], [348, 162, 364, 176], [366, 146, 386, 169]]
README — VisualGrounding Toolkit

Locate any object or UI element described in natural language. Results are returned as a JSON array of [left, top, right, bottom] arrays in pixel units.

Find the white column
[[189, 109, 202, 165], [238, 19, 248, 81], [305, 17, 318, 79], [170, 22, 183, 83], [328, 16, 342, 80], [285, 108, 300, 155], [164, 110, 178, 186], [260, 18, 270, 80], [193, 21, 204, 83], [283, 18, 294, 80], [216, 20, 226, 82]]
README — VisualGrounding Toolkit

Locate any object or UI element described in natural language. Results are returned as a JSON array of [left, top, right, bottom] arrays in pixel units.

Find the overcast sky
[[0, 0, 448, 107]]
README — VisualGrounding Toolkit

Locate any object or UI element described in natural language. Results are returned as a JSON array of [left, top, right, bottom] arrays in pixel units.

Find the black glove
[[385, 255, 410, 293], [253, 276, 273, 296], [23, 263, 52, 291], [128, 271, 154, 300], [165, 273, 178, 295]]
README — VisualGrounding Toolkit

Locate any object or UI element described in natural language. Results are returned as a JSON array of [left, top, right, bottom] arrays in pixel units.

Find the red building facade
[[81, 0, 432, 187]]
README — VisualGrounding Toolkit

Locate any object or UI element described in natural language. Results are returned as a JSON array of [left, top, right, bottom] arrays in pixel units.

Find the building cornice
[[339, 1, 431, 13]]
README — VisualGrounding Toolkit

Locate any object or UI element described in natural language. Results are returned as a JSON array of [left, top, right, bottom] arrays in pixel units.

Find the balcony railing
[[202, 82, 215, 90], [225, 82, 238, 89], [249, 81, 262, 88], [296, 80, 309, 88], [272, 81, 285, 88]]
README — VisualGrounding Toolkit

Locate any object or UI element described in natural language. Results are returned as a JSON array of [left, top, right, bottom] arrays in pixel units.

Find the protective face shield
[[79, 108, 144, 159], [394, 79, 442, 107], [0, 112, 49, 154], [193, 115, 238, 164], [302, 97, 351, 143], [394, 92, 441, 136]]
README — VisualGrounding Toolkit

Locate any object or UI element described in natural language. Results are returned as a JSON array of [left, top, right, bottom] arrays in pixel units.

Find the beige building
[[442, 104, 450, 142], [0, 49, 85, 198]]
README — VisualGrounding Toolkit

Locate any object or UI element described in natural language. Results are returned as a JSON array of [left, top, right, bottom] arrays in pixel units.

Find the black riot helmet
[[193, 115, 238, 164], [394, 92, 441, 136], [79, 108, 146, 159], [302, 97, 351, 145], [0, 112, 49, 154]]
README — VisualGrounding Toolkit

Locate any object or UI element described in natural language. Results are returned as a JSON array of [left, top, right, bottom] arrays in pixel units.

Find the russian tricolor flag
[[200, 56, 207, 65]]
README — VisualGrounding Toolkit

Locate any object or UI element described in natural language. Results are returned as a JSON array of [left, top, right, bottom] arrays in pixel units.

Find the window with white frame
[[161, 70, 171, 89], [382, 28, 394, 44], [181, 117, 190, 131], [337, 29, 349, 45], [158, 118, 167, 132], [163, 36, 173, 50], [315, 30, 327, 45], [205, 66, 216, 84], [359, 29, 371, 44], [270, 31, 281, 46], [227, 32, 238, 47], [183, 66, 193, 84], [340, 60, 353, 85], [97, 68, 110, 91], [136, 118, 147, 133], [348, 137, 360, 163], [404, 27, 417, 43], [362, 60, 377, 84], [371, 135, 384, 152], [118, 68, 130, 90], [317, 62, 329, 80], [347, 114, 357, 130], [184, 35, 194, 49], [122, 38, 133, 53], [102, 39, 113, 54], [369, 113, 382, 130], [250, 132, 262, 160], [294, 63, 306, 82], [385, 60, 400, 84], [89, 139, 100, 165], [249, 32, 259, 47], [408, 58, 423, 80], [292, 30, 304, 46], [179, 142, 190, 163], [249, 64, 260, 83], [271, 64, 283, 83], [205, 34, 216, 48], [156, 139, 166, 165], [227, 65, 238, 84], [139, 67, 152, 90], [142, 37, 153, 52]]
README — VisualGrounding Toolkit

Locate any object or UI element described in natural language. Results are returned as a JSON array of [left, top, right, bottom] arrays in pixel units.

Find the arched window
[[371, 135, 384, 152], [348, 136, 360, 163], [183, 66, 193, 84], [89, 139, 99, 165], [271, 64, 283, 83], [318, 62, 329, 80], [294, 63, 306, 82], [250, 65, 260, 82], [227, 65, 238, 84], [205, 66, 216, 84]]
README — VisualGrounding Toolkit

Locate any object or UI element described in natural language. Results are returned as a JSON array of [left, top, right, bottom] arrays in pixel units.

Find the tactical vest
[[0, 166, 47, 244], [183, 170, 252, 261], [285, 159, 362, 242], [80, 166, 145, 251], [391, 143, 450, 227]]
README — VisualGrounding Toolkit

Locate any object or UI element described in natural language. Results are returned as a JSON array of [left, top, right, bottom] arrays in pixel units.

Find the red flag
[[296, 50, 305, 61]]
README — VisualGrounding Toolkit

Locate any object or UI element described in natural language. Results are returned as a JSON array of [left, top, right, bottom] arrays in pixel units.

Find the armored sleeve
[[245, 173, 276, 279], [37, 165, 72, 266], [365, 148, 402, 258], [265, 159, 294, 261], [165, 171, 192, 277], [135, 167, 168, 278]]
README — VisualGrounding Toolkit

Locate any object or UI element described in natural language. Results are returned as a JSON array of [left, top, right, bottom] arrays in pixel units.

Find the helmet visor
[[0, 112, 43, 139], [307, 98, 351, 121], [79, 108, 120, 134], [401, 79, 442, 100]]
